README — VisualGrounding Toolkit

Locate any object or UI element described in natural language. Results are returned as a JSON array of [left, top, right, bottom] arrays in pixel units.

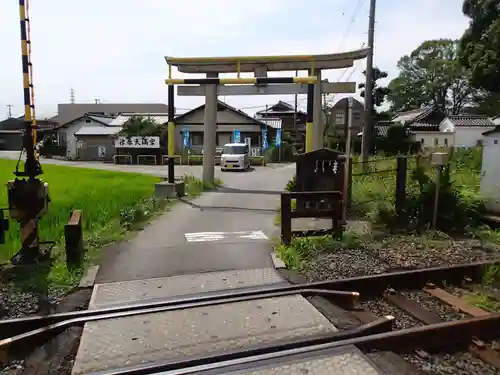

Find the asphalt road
[[96, 164, 295, 282], [0, 152, 294, 282]]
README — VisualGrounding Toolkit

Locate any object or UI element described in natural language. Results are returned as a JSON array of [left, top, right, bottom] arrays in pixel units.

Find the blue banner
[[261, 127, 268, 150], [233, 129, 241, 143], [183, 129, 190, 148], [275, 130, 281, 147]]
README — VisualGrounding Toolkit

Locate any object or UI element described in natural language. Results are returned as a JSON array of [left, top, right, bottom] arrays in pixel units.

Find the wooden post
[[281, 193, 292, 245], [64, 210, 84, 266], [432, 165, 443, 230], [347, 158, 353, 216], [395, 156, 407, 216], [332, 192, 343, 239]]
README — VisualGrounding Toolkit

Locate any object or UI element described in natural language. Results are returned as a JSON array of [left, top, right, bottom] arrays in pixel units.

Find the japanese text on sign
[[114, 136, 160, 149]]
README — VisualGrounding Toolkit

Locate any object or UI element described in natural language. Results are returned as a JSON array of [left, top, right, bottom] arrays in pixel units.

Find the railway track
[[2, 259, 500, 374]]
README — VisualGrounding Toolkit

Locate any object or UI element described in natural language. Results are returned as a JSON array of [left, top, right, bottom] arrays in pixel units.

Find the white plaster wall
[[63, 119, 106, 159], [454, 126, 495, 148], [481, 134, 500, 213], [410, 131, 454, 148]]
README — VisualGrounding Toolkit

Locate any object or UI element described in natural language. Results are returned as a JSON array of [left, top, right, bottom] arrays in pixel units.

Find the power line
[[6, 105, 14, 118], [337, 0, 367, 51], [336, 41, 367, 82]]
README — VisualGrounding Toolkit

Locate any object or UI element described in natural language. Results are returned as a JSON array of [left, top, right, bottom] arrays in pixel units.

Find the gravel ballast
[[301, 233, 500, 375]]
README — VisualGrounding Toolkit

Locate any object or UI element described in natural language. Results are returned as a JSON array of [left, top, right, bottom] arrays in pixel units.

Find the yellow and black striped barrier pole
[[167, 84, 175, 183], [19, 0, 40, 177], [165, 76, 318, 85], [7, 0, 49, 264]]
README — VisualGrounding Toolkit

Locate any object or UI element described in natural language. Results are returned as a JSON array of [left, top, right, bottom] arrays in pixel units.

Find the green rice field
[[0, 159, 161, 264]]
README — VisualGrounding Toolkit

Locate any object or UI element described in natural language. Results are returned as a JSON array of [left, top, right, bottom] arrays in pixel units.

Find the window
[[434, 138, 438, 146], [444, 138, 448, 146], [191, 133, 203, 146], [223, 145, 247, 154], [494, 140, 498, 145], [335, 111, 345, 125], [420, 138, 424, 145]]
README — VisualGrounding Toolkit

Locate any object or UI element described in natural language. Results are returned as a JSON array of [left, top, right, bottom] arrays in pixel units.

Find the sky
[[0, 0, 470, 121]]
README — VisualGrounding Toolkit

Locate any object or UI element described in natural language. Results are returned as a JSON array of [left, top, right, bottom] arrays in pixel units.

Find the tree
[[459, 0, 500, 93], [463, 91, 500, 117], [358, 67, 391, 120], [119, 116, 164, 137], [387, 39, 478, 114]]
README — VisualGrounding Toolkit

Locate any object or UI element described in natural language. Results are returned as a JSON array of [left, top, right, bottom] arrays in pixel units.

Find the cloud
[[0, 0, 469, 119]]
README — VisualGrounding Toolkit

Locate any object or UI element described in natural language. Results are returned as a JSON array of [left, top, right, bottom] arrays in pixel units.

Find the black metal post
[[167, 85, 175, 183]]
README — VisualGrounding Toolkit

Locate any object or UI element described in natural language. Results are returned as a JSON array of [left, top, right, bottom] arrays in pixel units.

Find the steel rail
[[92, 313, 500, 375], [0, 289, 357, 353], [1, 259, 498, 340], [385, 289, 500, 370], [90, 316, 395, 375]]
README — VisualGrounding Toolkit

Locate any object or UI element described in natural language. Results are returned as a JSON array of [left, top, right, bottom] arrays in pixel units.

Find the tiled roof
[[255, 116, 282, 129], [392, 106, 435, 124], [74, 126, 122, 136], [174, 101, 269, 127], [109, 113, 169, 126], [257, 100, 294, 114], [448, 115, 495, 127], [88, 115, 114, 125], [408, 121, 440, 131]]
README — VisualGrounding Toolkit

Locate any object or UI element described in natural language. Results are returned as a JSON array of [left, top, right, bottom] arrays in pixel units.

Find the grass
[[274, 232, 364, 270], [462, 264, 500, 313], [275, 147, 497, 270], [350, 147, 484, 226], [0, 159, 219, 292]]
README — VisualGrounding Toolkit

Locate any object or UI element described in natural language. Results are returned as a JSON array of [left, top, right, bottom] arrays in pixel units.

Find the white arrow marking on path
[[184, 231, 268, 243]]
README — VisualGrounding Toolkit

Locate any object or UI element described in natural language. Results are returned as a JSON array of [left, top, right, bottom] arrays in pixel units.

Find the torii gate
[[164, 50, 369, 183]]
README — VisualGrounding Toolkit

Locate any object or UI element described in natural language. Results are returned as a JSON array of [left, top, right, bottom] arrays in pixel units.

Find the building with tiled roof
[[392, 106, 495, 148]]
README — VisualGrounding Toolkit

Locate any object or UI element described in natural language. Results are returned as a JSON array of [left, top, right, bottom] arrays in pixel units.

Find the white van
[[220, 143, 250, 171]]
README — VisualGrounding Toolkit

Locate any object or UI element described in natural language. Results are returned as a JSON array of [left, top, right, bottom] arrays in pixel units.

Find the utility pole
[[360, 0, 376, 164], [6, 105, 13, 118]]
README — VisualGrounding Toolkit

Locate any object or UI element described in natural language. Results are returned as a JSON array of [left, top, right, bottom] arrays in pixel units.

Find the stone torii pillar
[[202, 72, 218, 183]]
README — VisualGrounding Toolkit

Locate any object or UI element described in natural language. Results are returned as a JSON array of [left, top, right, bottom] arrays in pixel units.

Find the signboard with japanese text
[[261, 127, 268, 150], [114, 136, 160, 149], [295, 148, 346, 211], [98, 146, 106, 158], [275, 130, 281, 147], [183, 130, 190, 149]]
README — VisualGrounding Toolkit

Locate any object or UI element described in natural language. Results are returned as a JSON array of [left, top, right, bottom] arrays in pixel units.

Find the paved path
[[69, 158, 384, 374], [96, 163, 295, 282]]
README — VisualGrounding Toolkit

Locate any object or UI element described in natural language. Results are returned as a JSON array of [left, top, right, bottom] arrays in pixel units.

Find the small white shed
[[480, 126, 500, 212]]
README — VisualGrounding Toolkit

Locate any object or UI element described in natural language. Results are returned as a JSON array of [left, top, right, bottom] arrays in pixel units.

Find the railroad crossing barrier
[[64, 209, 83, 266]]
